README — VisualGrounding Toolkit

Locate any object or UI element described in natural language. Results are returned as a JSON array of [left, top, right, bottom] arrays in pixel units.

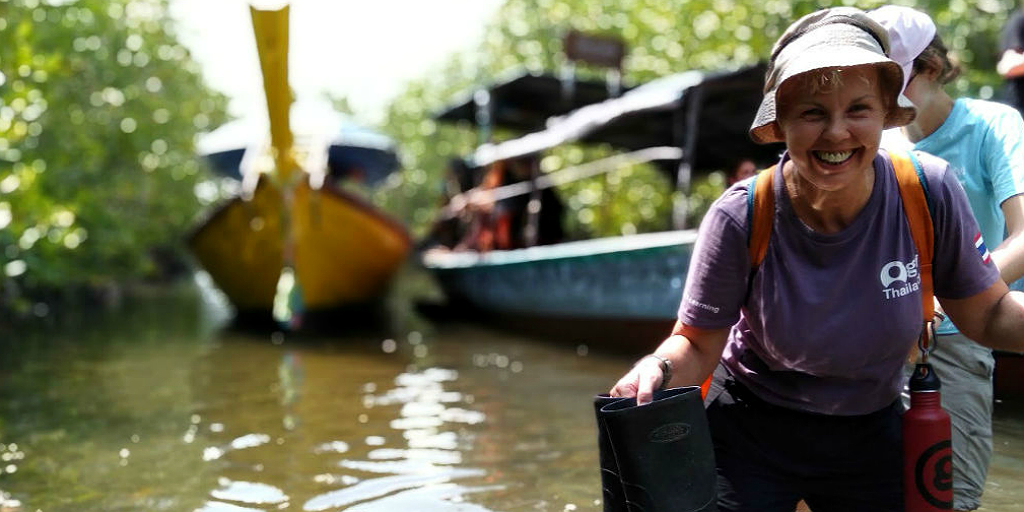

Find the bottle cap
[[909, 362, 941, 392]]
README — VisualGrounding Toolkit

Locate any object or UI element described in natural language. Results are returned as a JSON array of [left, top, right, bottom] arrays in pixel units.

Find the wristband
[[640, 354, 673, 390]]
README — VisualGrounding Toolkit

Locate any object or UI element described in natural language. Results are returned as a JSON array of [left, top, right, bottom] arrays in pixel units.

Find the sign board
[[563, 30, 626, 70]]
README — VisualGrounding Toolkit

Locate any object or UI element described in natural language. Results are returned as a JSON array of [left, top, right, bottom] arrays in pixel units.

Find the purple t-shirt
[[679, 150, 999, 415]]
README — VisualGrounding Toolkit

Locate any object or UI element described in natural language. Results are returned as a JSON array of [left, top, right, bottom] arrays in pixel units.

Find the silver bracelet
[[638, 354, 673, 390]]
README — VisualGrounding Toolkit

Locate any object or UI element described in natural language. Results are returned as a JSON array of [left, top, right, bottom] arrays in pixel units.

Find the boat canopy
[[434, 69, 630, 133], [469, 63, 782, 179], [196, 101, 400, 186]]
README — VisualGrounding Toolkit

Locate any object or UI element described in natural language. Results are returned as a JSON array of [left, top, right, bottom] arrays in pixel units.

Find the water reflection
[[278, 352, 305, 432], [195, 501, 265, 512], [210, 479, 288, 506], [186, 325, 510, 512], [302, 367, 497, 512]]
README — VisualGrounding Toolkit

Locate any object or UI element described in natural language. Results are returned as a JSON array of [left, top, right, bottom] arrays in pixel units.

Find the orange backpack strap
[[747, 166, 777, 267], [693, 166, 776, 399], [890, 151, 934, 323]]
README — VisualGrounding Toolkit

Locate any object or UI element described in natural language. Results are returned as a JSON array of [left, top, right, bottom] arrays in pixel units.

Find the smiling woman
[[608, 6, 1024, 512], [775, 66, 888, 233]]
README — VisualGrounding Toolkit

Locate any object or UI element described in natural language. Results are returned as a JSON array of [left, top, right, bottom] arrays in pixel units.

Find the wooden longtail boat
[[190, 178, 409, 315], [188, 5, 409, 324]]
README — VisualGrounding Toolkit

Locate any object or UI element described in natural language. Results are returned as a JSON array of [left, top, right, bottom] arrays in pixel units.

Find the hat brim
[[750, 59, 916, 145]]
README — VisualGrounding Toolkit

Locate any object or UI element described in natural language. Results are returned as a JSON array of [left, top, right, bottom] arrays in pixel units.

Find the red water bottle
[[903, 362, 953, 511]]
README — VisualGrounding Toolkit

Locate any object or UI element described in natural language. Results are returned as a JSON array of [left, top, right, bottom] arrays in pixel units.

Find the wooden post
[[673, 85, 703, 230], [524, 157, 541, 247], [473, 88, 493, 146]]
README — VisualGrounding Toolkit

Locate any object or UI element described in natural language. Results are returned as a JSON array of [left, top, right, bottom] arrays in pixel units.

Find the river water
[[1, 278, 1023, 512]]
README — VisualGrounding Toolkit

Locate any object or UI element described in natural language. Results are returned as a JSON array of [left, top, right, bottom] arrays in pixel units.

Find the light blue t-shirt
[[913, 98, 1024, 334]]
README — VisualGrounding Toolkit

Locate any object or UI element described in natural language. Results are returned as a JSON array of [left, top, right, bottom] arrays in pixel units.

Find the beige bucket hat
[[749, 7, 917, 144]]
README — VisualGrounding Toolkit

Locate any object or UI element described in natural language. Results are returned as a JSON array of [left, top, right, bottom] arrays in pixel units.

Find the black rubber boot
[[595, 394, 630, 512], [598, 387, 718, 512]]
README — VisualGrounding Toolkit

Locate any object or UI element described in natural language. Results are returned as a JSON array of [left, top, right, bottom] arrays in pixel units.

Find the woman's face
[[776, 66, 888, 193]]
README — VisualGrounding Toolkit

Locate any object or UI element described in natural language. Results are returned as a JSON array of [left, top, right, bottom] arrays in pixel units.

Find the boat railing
[[439, 146, 682, 220]]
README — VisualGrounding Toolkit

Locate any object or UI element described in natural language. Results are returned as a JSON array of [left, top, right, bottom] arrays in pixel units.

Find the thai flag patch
[[975, 232, 992, 264]]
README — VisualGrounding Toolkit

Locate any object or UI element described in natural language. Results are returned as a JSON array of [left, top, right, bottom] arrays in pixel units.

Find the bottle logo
[[914, 439, 953, 509]]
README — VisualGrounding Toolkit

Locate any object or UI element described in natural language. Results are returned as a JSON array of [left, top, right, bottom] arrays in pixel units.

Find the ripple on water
[[438, 408, 486, 424], [339, 458, 469, 475], [302, 469, 489, 512], [367, 448, 462, 465], [203, 432, 272, 461], [405, 430, 460, 450], [210, 479, 288, 505], [299, 364, 500, 511], [194, 364, 503, 512], [313, 440, 350, 454], [229, 433, 271, 450], [401, 402, 447, 417], [390, 416, 445, 430], [194, 500, 264, 512], [341, 483, 504, 512], [202, 446, 225, 461]]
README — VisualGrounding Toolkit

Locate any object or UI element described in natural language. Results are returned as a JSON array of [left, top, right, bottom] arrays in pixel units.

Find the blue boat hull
[[422, 230, 696, 322]]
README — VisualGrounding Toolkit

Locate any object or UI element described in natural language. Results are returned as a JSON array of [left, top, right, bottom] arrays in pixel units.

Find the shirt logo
[[975, 232, 991, 264], [684, 293, 720, 314], [880, 255, 920, 299]]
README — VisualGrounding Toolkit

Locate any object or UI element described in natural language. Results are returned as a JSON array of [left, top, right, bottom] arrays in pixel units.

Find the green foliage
[[377, 0, 1021, 240], [0, 0, 228, 313]]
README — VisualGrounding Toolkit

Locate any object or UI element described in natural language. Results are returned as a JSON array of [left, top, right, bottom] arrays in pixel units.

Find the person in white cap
[[609, 6, 1024, 511], [870, 6, 1024, 510]]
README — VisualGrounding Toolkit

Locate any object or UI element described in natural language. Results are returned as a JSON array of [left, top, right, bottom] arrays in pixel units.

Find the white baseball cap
[[867, 6, 937, 93]]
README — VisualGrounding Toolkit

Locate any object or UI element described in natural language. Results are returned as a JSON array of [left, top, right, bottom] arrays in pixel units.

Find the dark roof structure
[[469, 63, 783, 180], [434, 69, 629, 133]]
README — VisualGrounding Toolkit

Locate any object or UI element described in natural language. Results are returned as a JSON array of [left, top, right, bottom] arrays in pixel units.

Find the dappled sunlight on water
[[179, 336, 515, 512], [210, 480, 289, 506], [298, 367, 498, 512]]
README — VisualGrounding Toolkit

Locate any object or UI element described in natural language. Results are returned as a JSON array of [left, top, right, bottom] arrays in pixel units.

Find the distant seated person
[[450, 157, 566, 252], [422, 158, 477, 250], [726, 157, 758, 185], [494, 155, 566, 249], [454, 161, 503, 252]]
